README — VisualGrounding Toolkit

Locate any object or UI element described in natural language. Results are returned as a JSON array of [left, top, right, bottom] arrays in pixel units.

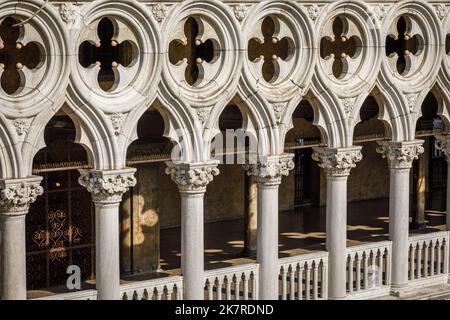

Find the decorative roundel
[[316, 2, 381, 94], [72, 1, 160, 113], [243, 2, 314, 101], [381, 1, 441, 89], [162, 0, 241, 107], [0, 2, 69, 118]]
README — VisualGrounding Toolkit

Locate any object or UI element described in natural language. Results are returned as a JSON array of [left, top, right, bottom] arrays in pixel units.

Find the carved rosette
[[244, 154, 294, 186], [434, 135, 450, 161], [165, 162, 220, 193], [0, 176, 44, 215], [78, 169, 137, 204], [376, 140, 424, 169], [312, 147, 363, 177]]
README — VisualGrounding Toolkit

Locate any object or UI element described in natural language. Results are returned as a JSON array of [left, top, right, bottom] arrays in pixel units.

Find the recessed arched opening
[[413, 92, 446, 230], [204, 104, 251, 263], [121, 107, 179, 288], [27, 111, 94, 298], [348, 96, 390, 245], [280, 100, 325, 256]]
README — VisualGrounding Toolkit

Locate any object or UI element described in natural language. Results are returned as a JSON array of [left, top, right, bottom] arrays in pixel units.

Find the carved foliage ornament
[[0, 178, 43, 214], [13, 118, 31, 136], [376, 141, 424, 169], [233, 4, 248, 22], [165, 163, 219, 192], [434, 135, 450, 161], [78, 170, 137, 203], [151, 4, 168, 23], [60, 3, 78, 23], [312, 147, 362, 177], [435, 4, 447, 20], [244, 155, 294, 185]]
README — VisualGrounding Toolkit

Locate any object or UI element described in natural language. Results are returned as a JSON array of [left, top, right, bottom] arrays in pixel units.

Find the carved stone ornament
[[0, 176, 44, 215], [151, 3, 168, 23], [165, 161, 220, 192], [341, 97, 357, 116], [60, 3, 78, 23], [196, 108, 210, 125], [312, 146, 363, 177], [376, 140, 424, 169], [434, 134, 450, 161], [233, 4, 248, 22], [244, 154, 295, 186], [435, 4, 447, 20], [273, 104, 284, 124], [110, 113, 125, 136], [13, 118, 32, 136], [406, 93, 419, 113], [78, 168, 137, 203], [307, 5, 320, 21]]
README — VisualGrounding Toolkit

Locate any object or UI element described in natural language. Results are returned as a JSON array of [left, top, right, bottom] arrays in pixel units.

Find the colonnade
[[2, 136, 450, 300]]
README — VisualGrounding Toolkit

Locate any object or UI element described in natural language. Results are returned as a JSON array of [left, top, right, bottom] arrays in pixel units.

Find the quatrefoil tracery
[[248, 16, 294, 83], [78, 17, 137, 92], [169, 17, 220, 87], [320, 16, 362, 79], [386, 16, 424, 76], [0, 17, 45, 95]]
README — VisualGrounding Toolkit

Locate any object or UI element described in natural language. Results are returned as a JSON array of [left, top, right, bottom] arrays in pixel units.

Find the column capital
[[376, 140, 424, 169], [312, 146, 362, 177], [165, 161, 219, 193], [0, 176, 43, 216], [243, 154, 294, 186], [435, 134, 450, 161], [78, 168, 137, 204]]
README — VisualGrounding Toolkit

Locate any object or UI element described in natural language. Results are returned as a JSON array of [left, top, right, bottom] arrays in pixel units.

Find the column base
[[390, 284, 412, 297]]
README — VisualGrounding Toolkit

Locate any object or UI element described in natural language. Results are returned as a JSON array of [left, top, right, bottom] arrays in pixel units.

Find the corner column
[[312, 147, 362, 300], [435, 135, 450, 230], [244, 154, 294, 300], [376, 140, 424, 293], [0, 176, 43, 300], [78, 168, 136, 300], [165, 161, 219, 300]]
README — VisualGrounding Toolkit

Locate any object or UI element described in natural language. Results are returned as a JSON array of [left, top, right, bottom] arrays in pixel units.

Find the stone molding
[[78, 168, 137, 204], [165, 161, 220, 193], [312, 146, 363, 177], [243, 154, 294, 186], [0, 176, 44, 216], [376, 140, 424, 169]]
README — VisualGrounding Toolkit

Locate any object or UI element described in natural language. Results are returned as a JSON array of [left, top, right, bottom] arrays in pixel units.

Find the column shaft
[[447, 163, 450, 231], [389, 168, 411, 289], [95, 202, 121, 300], [257, 183, 279, 300], [326, 176, 348, 299], [181, 192, 204, 300], [0, 215, 27, 300]]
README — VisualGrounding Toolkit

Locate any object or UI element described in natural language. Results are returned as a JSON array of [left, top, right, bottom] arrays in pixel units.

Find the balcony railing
[[33, 231, 450, 300], [346, 241, 392, 299]]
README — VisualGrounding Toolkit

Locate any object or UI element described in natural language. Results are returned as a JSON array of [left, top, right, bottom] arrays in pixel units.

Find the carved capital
[[312, 146, 362, 177], [165, 161, 219, 193], [244, 154, 294, 186], [434, 135, 450, 161], [78, 168, 137, 204], [376, 140, 424, 169], [0, 176, 44, 216]]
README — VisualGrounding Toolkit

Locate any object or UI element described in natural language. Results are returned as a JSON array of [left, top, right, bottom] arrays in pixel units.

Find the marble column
[[376, 140, 424, 293], [435, 135, 450, 231], [244, 154, 294, 300], [78, 168, 137, 300], [312, 147, 362, 300], [165, 161, 219, 300], [0, 176, 43, 300]]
